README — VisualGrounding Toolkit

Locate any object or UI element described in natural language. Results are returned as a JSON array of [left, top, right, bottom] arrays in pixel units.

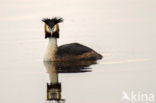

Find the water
[[0, 0, 156, 103]]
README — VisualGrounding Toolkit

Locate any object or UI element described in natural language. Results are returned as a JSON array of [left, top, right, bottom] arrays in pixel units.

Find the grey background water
[[0, 0, 156, 103]]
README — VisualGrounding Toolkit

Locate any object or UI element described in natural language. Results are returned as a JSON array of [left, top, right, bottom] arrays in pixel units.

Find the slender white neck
[[44, 38, 58, 61], [44, 62, 58, 83]]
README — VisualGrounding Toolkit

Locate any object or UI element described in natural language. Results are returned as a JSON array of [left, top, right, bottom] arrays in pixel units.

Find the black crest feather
[[42, 17, 63, 24]]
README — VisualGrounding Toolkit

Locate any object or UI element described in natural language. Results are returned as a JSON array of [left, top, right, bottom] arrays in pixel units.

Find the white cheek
[[46, 26, 51, 33], [53, 25, 56, 32]]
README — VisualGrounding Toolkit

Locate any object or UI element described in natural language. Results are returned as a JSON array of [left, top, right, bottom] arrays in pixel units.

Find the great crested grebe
[[42, 17, 102, 61]]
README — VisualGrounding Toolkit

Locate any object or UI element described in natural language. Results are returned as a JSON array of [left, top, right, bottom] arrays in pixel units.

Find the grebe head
[[42, 17, 63, 39]]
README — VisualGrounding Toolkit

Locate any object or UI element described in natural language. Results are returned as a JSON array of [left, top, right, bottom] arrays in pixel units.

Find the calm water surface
[[0, 0, 156, 103]]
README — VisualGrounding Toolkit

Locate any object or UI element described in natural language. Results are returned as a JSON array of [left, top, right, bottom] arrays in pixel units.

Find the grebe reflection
[[44, 61, 65, 102], [44, 60, 97, 102]]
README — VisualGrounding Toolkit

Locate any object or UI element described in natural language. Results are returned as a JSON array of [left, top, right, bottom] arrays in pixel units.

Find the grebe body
[[42, 18, 102, 61], [57, 43, 102, 61]]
